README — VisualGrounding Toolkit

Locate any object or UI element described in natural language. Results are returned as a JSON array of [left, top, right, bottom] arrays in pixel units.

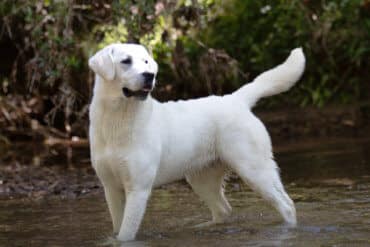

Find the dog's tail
[[233, 48, 305, 108]]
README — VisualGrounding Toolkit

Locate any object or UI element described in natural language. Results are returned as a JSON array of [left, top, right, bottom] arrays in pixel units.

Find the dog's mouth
[[122, 87, 151, 100]]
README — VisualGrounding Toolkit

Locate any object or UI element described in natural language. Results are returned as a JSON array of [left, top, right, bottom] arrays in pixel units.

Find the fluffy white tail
[[234, 48, 305, 107]]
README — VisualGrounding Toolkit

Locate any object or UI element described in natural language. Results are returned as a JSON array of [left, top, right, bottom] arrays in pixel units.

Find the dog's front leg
[[103, 185, 124, 235], [117, 188, 151, 241]]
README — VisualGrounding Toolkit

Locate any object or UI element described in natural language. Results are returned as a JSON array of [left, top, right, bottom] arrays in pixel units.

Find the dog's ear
[[89, 46, 115, 81]]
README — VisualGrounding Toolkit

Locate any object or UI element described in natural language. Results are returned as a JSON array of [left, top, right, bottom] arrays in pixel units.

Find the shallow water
[[1, 138, 370, 246]]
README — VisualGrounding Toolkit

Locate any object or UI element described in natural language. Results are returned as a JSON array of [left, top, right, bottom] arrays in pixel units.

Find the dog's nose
[[142, 72, 154, 89], [142, 72, 154, 83]]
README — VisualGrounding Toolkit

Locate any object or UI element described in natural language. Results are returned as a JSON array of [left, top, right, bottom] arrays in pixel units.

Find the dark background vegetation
[[0, 0, 369, 141]]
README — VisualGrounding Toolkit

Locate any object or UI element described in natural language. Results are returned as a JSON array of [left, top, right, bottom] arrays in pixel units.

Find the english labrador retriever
[[88, 43, 305, 241]]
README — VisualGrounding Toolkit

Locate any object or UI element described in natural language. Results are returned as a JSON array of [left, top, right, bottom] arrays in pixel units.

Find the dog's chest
[[89, 111, 131, 181], [88, 147, 115, 187]]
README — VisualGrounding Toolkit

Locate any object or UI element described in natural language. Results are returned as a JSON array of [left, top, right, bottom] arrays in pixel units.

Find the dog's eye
[[144, 60, 148, 64], [120, 57, 132, 65]]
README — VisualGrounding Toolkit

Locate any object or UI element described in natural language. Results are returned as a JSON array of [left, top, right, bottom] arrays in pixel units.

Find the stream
[[1, 138, 369, 246]]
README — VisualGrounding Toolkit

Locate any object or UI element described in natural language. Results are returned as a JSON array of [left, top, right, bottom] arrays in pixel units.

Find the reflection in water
[[118, 241, 150, 247], [0, 138, 370, 246], [98, 237, 150, 247]]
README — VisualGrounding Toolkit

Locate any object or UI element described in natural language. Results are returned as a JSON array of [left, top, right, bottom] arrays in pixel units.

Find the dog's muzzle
[[122, 72, 155, 100]]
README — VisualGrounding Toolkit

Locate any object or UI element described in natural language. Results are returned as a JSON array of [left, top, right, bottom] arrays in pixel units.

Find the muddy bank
[[1, 136, 370, 200], [0, 143, 101, 199], [0, 160, 101, 200]]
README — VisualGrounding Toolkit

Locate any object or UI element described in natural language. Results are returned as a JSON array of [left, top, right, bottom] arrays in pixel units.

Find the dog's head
[[89, 43, 158, 100]]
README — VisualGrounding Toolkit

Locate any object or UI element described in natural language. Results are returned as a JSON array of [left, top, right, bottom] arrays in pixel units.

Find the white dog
[[88, 43, 305, 241]]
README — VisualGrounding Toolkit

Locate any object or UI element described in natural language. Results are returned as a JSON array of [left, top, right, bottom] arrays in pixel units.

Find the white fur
[[88, 43, 305, 241]]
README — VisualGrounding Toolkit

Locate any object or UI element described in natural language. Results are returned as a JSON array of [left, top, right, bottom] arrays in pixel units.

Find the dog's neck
[[92, 75, 125, 100], [90, 76, 154, 143]]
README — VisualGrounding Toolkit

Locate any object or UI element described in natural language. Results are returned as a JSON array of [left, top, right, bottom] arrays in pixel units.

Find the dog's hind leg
[[228, 157, 296, 226], [186, 165, 232, 226], [219, 114, 296, 226]]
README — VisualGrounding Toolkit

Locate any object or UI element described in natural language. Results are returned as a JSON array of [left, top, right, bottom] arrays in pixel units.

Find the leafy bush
[[199, 0, 370, 106], [0, 0, 369, 136], [0, 1, 112, 132]]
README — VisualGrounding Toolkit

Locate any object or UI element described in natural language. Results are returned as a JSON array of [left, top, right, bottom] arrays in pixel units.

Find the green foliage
[[0, 0, 369, 134], [0, 1, 112, 129], [200, 0, 370, 107]]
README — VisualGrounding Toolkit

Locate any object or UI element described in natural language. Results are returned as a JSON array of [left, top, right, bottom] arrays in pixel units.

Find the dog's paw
[[97, 236, 120, 246]]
